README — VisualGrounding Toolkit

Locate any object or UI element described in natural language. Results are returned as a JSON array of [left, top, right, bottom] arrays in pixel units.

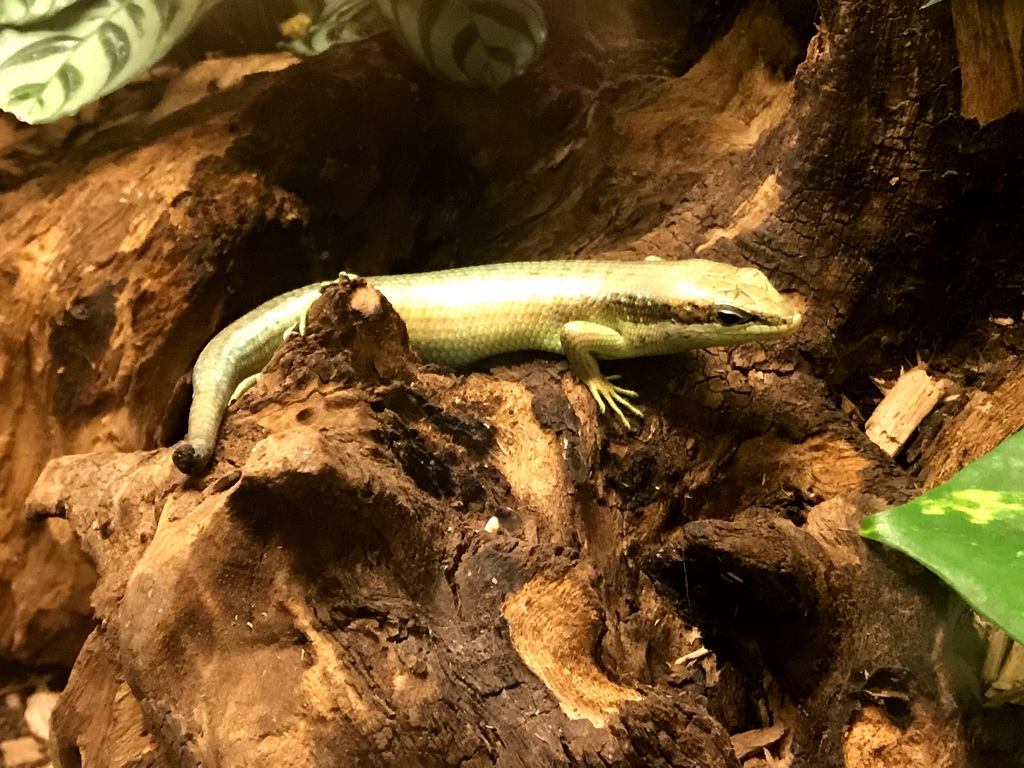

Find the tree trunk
[[1, 0, 1022, 765]]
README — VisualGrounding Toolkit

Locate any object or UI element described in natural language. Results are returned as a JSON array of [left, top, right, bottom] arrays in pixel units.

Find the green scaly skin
[[172, 259, 802, 474]]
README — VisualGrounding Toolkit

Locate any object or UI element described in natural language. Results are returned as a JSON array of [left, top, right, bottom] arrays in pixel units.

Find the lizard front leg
[[283, 274, 358, 339], [559, 321, 643, 427]]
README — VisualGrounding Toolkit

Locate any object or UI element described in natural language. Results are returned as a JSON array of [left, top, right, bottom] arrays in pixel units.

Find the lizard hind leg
[[230, 373, 264, 404]]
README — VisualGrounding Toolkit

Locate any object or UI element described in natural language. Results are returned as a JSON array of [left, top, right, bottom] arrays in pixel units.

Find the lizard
[[172, 259, 802, 475]]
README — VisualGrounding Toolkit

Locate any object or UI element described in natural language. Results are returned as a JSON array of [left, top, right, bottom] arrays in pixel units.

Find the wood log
[[1, 0, 1022, 765]]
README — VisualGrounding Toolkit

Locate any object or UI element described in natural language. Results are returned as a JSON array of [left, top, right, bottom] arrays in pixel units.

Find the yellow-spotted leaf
[[861, 429, 1024, 645]]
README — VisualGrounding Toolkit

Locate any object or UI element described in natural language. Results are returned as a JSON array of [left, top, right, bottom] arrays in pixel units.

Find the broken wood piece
[[976, 617, 1024, 706], [950, 0, 1024, 124], [864, 367, 951, 457], [918, 361, 1024, 488], [0, 737, 42, 768], [730, 723, 786, 761]]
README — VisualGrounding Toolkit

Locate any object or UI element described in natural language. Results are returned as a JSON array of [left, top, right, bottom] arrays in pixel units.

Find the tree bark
[[1, 0, 1022, 765]]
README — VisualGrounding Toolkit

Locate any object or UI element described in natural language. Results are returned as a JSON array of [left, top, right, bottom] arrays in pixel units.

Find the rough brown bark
[[1, 0, 1022, 766]]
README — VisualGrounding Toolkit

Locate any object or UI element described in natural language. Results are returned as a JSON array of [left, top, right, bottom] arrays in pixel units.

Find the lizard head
[[618, 259, 802, 353], [689, 261, 802, 346]]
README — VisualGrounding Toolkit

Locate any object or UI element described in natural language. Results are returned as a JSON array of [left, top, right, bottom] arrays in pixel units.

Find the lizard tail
[[172, 439, 211, 475]]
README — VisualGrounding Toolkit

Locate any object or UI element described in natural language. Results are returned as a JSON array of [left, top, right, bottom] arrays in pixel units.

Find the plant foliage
[[0, 0, 208, 123], [0, 0, 82, 25], [286, 0, 547, 89], [283, 0, 387, 57], [861, 429, 1024, 645], [0, 0, 549, 123]]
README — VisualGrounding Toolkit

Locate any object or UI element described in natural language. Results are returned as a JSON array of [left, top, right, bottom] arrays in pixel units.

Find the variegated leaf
[[373, 0, 547, 88], [284, 0, 388, 57], [284, 0, 547, 89], [862, 428, 1024, 646], [0, 0, 83, 25], [0, 0, 208, 124]]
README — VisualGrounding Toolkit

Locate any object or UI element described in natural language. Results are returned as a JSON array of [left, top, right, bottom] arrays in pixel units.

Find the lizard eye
[[715, 307, 755, 326]]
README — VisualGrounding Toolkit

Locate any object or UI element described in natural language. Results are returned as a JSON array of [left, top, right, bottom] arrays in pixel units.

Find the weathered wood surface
[[0, 0, 1022, 765], [951, 0, 1024, 123]]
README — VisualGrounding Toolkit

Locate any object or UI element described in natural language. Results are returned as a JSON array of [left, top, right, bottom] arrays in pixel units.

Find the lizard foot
[[586, 374, 642, 428], [286, 274, 359, 340], [230, 373, 264, 404]]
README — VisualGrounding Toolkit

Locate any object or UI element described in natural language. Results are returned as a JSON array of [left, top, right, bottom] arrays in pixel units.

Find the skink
[[172, 259, 801, 474]]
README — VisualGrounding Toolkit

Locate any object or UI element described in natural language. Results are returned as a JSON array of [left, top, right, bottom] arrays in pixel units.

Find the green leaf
[[861, 429, 1024, 645], [0, 35, 80, 68], [97, 20, 131, 83], [284, 0, 388, 58], [0, 0, 210, 124], [55, 61, 84, 99], [0, 0, 81, 26], [374, 0, 548, 88], [920, 0, 946, 7], [126, 4, 148, 35], [288, 0, 548, 88], [153, 0, 182, 33], [7, 81, 47, 107]]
